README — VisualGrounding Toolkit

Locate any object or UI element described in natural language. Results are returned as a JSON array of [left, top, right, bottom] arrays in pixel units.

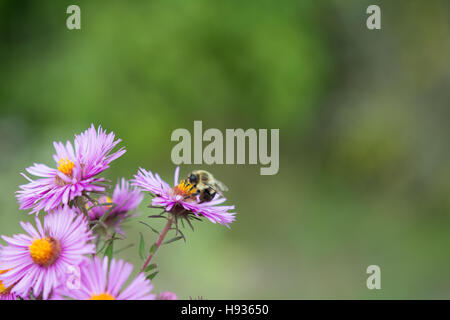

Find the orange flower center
[[90, 292, 115, 300], [29, 237, 61, 267], [101, 196, 113, 210], [0, 270, 14, 295], [57, 158, 75, 176], [171, 180, 197, 198], [86, 196, 113, 212]]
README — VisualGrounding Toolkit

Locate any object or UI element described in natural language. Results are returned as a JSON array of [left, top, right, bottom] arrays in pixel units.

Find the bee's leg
[[183, 190, 199, 200]]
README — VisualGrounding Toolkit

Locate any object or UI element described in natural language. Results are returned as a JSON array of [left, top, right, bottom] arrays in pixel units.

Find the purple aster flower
[[0, 207, 95, 299], [54, 256, 155, 300], [131, 167, 236, 227], [0, 270, 18, 300], [157, 291, 178, 300], [0, 292, 17, 300], [17, 124, 126, 215], [87, 178, 143, 235]]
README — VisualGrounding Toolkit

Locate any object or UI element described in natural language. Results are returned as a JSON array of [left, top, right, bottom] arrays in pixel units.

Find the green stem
[[141, 215, 174, 273]]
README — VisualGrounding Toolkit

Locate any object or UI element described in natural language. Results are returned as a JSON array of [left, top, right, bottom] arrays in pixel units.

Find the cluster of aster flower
[[0, 124, 236, 300]]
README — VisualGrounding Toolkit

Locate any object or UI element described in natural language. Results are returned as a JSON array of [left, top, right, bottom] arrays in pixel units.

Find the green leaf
[[96, 240, 108, 255], [149, 243, 158, 254], [104, 240, 114, 259], [146, 271, 159, 281], [144, 264, 157, 273], [147, 214, 167, 220], [171, 228, 186, 243], [114, 244, 134, 255], [99, 203, 117, 223], [139, 232, 145, 260], [139, 221, 160, 235], [186, 218, 195, 231], [163, 236, 183, 245]]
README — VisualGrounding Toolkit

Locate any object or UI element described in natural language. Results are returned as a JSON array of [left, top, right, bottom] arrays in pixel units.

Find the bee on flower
[[132, 167, 236, 228]]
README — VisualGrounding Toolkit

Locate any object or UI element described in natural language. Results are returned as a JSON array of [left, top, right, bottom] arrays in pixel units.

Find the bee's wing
[[214, 179, 229, 192]]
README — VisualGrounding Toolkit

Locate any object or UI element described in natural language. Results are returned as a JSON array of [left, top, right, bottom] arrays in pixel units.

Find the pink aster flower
[[0, 270, 18, 300], [17, 124, 126, 214], [0, 292, 17, 300], [157, 291, 178, 300], [0, 207, 95, 299], [131, 167, 236, 227], [87, 178, 143, 235], [55, 256, 155, 300]]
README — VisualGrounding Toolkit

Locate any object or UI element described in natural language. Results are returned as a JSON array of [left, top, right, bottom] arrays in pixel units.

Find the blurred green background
[[1, 0, 450, 299]]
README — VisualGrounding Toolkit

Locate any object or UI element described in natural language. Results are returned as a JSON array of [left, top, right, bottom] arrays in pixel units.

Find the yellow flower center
[[90, 292, 115, 300], [86, 196, 113, 212], [57, 158, 75, 176], [29, 237, 61, 267], [0, 270, 14, 295], [171, 180, 197, 198], [102, 196, 113, 210]]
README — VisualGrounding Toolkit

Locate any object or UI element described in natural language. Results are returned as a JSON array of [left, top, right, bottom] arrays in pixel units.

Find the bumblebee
[[185, 170, 228, 203]]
